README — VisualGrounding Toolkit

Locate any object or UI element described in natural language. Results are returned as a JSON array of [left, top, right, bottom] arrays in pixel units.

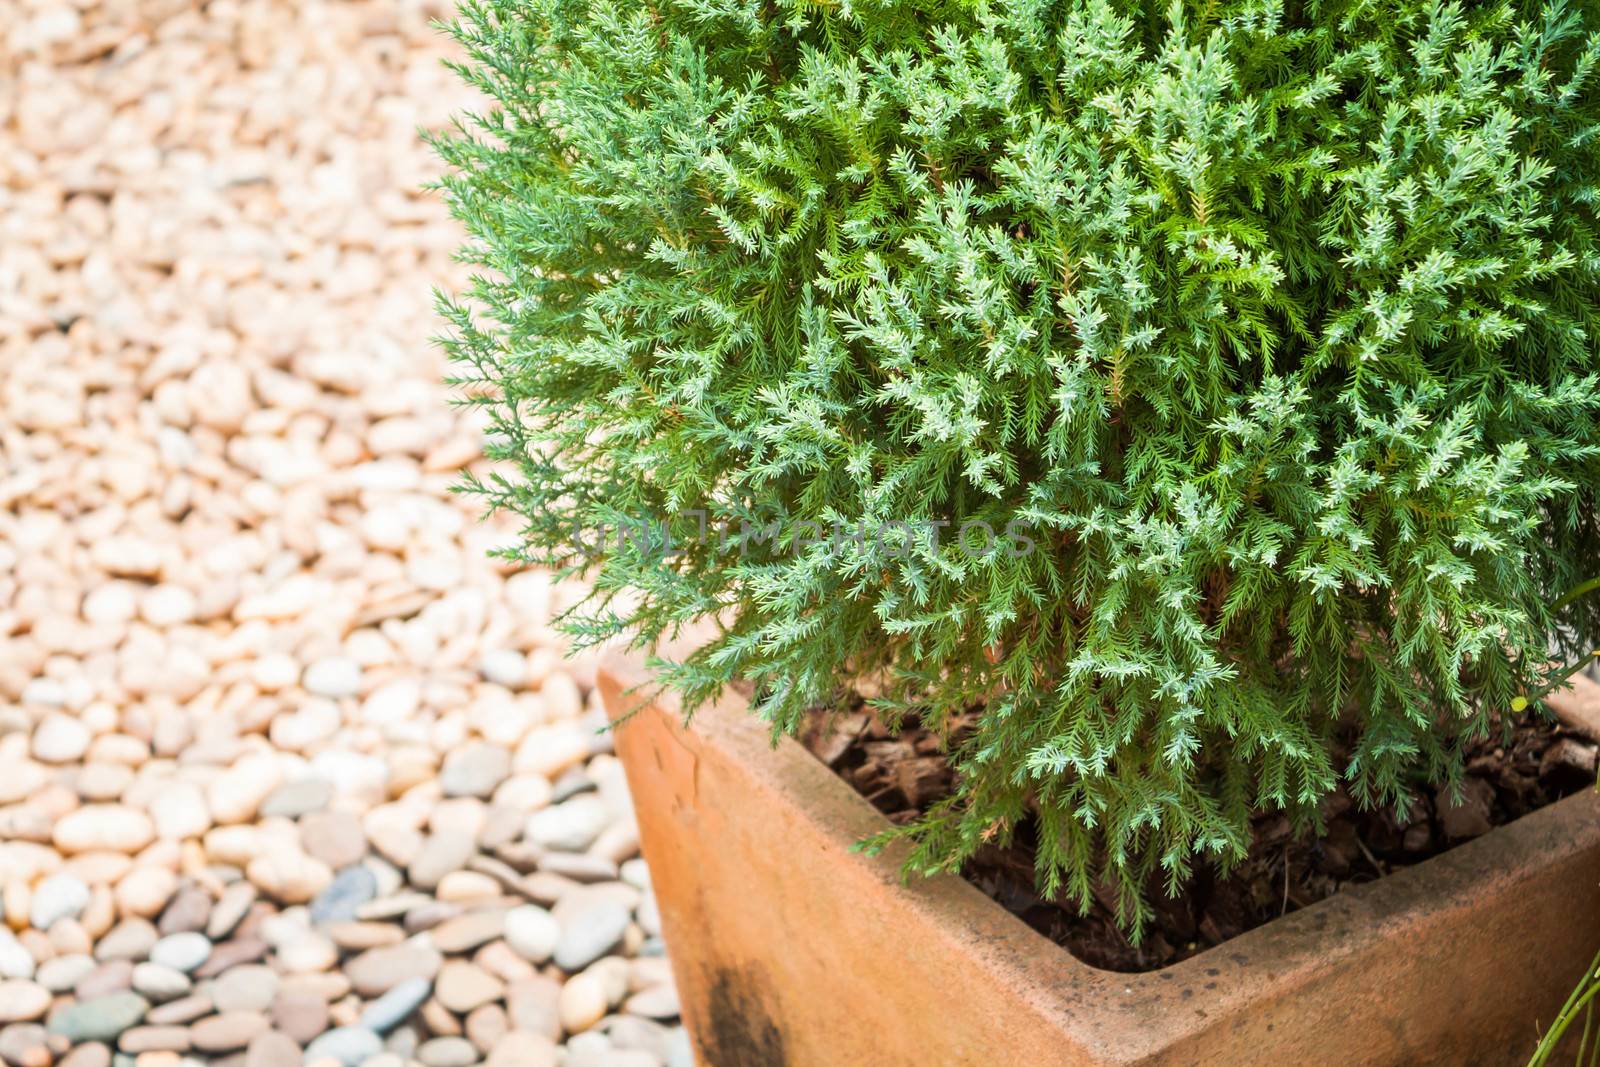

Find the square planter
[[599, 655, 1600, 1066]]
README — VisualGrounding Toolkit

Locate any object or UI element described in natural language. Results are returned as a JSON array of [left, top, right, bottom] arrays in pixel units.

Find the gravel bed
[[0, 2, 684, 1065]]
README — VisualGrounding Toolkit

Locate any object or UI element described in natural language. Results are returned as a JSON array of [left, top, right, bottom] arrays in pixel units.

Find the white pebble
[[504, 905, 561, 965], [478, 649, 528, 689], [31, 712, 91, 763], [29, 874, 89, 931], [303, 656, 362, 699]]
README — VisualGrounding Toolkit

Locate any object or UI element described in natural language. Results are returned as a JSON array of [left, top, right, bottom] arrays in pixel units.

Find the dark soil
[[799, 704, 1597, 973]]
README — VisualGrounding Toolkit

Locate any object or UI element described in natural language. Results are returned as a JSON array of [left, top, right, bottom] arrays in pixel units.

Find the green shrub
[[438, 0, 1600, 933]]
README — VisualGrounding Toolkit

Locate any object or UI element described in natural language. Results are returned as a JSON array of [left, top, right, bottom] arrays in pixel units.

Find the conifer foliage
[[438, 0, 1600, 932]]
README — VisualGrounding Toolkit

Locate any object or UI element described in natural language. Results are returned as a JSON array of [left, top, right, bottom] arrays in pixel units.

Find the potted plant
[[437, 0, 1600, 1062]]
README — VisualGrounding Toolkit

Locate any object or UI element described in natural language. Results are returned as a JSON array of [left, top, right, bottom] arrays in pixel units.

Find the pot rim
[[602, 651, 1600, 1060]]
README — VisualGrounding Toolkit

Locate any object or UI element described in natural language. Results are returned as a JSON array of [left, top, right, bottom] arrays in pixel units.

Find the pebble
[[299, 811, 368, 870], [46, 991, 149, 1043], [206, 883, 258, 941], [466, 1002, 509, 1052], [436, 871, 501, 903], [0, 981, 51, 1024], [637, 894, 661, 939], [94, 920, 156, 963], [148, 932, 211, 973], [0, 1023, 50, 1067], [430, 910, 505, 954], [276, 934, 339, 975], [435, 961, 504, 1014], [503, 906, 560, 965], [141, 584, 197, 627], [75, 762, 134, 802], [624, 985, 680, 1020], [303, 657, 362, 700], [359, 976, 432, 1034], [558, 972, 608, 1034], [478, 650, 528, 690], [29, 875, 91, 931], [441, 742, 511, 798], [505, 976, 562, 1040], [486, 1032, 558, 1067], [345, 944, 442, 998], [57, 1043, 112, 1067], [309, 865, 378, 924], [361, 679, 422, 726], [249, 849, 335, 905], [118, 1024, 193, 1053], [607, 1016, 674, 1060], [245, 1029, 303, 1067], [191, 1011, 271, 1052], [408, 835, 476, 891], [210, 756, 283, 825], [32, 714, 91, 763], [418, 1035, 479, 1067], [36, 955, 94, 994], [75, 960, 134, 1000], [146, 994, 213, 1026], [129, 963, 191, 1002], [494, 776, 553, 814], [270, 990, 330, 1045], [157, 886, 213, 936], [304, 1025, 383, 1067], [52, 805, 155, 854], [260, 777, 333, 819], [213, 965, 279, 1013], [540, 853, 620, 884], [113, 867, 177, 918], [195, 937, 269, 977], [0, 930, 35, 980], [355, 894, 431, 923], [0, 15, 689, 1067], [525, 796, 609, 852], [405, 903, 461, 939], [551, 768, 598, 804], [325, 922, 402, 951], [553, 903, 631, 972]]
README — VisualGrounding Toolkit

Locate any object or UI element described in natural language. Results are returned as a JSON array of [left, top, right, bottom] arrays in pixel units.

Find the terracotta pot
[[599, 656, 1600, 1067]]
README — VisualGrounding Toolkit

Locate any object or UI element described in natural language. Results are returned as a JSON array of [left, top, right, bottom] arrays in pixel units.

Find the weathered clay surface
[[601, 659, 1600, 1067]]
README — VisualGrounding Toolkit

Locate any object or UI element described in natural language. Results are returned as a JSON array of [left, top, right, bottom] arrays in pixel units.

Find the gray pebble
[[359, 976, 432, 1034], [46, 991, 149, 1044], [310, 865, 378, 925], [303, 1025, 383, 1067], [553, 902, 630, 972]]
